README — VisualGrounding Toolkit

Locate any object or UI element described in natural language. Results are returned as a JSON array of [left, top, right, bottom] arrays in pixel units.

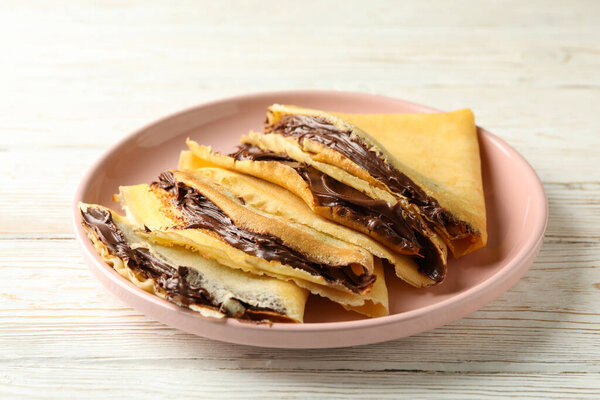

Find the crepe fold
[[184, 139, 445, 287], [118, 170, 389, 317], [179, 149, 434, 288], [79, 203, 308, 323], [262, 104, 486, 255], [184, 103, 488, 284], [335, 109, 487, 257]]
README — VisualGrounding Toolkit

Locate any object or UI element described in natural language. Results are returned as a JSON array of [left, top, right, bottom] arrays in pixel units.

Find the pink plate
[[73, 90, 547, 348]]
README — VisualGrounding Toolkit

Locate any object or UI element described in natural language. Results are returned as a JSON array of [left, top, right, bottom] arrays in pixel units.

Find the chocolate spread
[[81, 207, 291, 321], [229, 143, 294, 162], [267, 114, 474, 241], [154, 172, 376, 293], [229, 144, 444, 281]]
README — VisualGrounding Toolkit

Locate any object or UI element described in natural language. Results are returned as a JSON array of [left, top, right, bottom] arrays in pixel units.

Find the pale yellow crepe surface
[[265, 105, 486, 256], [118, 184, 389, 317], [180, 150, 436, 288], [79, 203, 308, 322], [337, 109, 487, 253]]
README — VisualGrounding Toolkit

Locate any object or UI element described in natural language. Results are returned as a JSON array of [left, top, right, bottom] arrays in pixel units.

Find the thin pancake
[[79, 203, 308, 323], [118, 174, 389, 317], [184, 141, 444, 286], [261, 104, 484, 258], [336, 109, 486, 256]]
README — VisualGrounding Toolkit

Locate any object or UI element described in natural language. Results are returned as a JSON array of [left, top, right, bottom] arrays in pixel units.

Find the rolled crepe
[[79, 203, 308, 323], [118, 170, 389, 317]]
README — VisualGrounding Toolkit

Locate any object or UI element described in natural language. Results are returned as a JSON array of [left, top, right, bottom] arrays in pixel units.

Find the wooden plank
[[0, 237, 597, 371], [1, 366, 599, 399], [2, 162, 599, 238], [1, 0, 599, 398], [1, 87, 599, 171]]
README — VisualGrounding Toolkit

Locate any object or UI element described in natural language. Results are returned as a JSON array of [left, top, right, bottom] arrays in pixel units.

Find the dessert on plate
[[80, 103, 487, 323], [185, 105, 486, 286], [80, 203, 308, 323], [118, 170, 389, 317]]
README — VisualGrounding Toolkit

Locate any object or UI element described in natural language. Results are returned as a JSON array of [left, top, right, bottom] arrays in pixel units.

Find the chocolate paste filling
[[267, 114, 474, 241], [231, 143, 423, 252], [230, 143, 444, 281], [230, 143, 294, 162], [154, 172, 376, 293], [81, 207, 291, 321]]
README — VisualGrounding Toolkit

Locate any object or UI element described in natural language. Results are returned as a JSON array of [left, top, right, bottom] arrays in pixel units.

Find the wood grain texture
[[0, 0, 599, 398]]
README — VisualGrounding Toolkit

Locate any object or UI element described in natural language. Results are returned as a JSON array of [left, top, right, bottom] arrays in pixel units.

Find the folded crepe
[[179, 153, 436, 289], [184, 104, 487, 285], [335, 109, 487, 257], [184, 140, 446, 287], [79, 203, 308, 323], [117, 170, 389, 317], [258, 104, 486, 256]]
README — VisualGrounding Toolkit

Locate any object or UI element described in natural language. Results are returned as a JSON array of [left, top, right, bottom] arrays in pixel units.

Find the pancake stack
[[80, 104, 487, 324]]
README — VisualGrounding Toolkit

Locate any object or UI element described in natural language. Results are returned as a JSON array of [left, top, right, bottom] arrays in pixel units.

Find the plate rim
[[72, 90, 548, 336]]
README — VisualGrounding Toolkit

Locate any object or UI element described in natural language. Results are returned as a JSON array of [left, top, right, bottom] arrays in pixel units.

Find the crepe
[[179, 153, 435, 288], [184, 105, 487, 284], [117, 170, 389, 317], [258, 104, 486, 256], [79, 203, 308, 323], [335, 109, 487, 257], [184, 138, 446, 286]]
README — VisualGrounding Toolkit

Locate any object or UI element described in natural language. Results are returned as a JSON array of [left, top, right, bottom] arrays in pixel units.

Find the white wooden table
[[1, 1, 599, 398]]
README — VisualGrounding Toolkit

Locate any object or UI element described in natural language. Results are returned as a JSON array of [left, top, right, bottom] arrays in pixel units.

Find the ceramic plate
[[73, 90, 547, 348]]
